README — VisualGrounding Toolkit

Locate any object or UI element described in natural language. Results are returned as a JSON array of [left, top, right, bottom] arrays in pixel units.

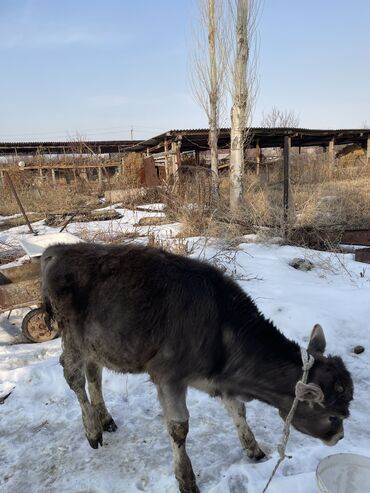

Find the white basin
[[316, 453, 370, 493], [19, 232, 82, 258]]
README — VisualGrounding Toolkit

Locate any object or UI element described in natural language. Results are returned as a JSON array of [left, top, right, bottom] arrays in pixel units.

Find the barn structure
[[0, 128, 369, 186]]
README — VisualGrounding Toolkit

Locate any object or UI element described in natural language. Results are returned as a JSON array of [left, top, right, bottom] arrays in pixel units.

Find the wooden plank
[[143, 157, 161, 186], [342, 229, 370, 246], [355, 248, 370, 264], [0, 279, 41, 312], [2, 162, 122, 171], [0, 262, 40, 284]]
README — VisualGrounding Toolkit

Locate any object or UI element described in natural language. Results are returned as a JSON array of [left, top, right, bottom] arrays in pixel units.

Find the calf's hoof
[[246, 447, 266, 461], [103, 417, 118, 433], [179, 486, 200, 493], [87, 432, 103, 449]]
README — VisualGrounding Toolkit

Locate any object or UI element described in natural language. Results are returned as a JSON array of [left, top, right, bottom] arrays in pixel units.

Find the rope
[[262, 348, 315, 493]]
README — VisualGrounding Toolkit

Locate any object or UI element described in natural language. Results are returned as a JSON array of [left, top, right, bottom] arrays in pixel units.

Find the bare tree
[[261, 107, 300, 128], [190, 0, 227, 194], [228, 0, 260, 211]]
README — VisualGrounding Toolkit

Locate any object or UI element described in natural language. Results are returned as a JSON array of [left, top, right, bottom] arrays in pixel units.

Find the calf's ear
[[308, 324, 326, 355]]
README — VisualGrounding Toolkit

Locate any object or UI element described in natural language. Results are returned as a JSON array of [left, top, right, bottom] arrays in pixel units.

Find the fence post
[[283, 136, 291, 239], [256, 141, 261, 176], [328, 138, 335, 174]]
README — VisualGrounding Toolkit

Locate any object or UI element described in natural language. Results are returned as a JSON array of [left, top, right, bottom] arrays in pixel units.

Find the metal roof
[[0, 128, 368, 156], [0, 140, 142, 156], [123, 128, 370, 153]]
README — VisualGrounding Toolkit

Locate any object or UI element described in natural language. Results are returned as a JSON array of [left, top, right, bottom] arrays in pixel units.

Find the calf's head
[[281, 324, 353, 446]]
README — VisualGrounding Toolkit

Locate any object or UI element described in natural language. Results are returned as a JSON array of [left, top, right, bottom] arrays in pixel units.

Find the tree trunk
[[230, 0, 249, 212], [230, 105, 245, 210], [208, 0, 219, 195]]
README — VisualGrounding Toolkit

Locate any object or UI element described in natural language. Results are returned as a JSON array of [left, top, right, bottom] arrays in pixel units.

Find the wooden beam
[[171, 141, 180, 176], [79, 168, 88, 183], [283, 136, 291, 238], [3, 162, 121, 171], [175, 139, 182, 171], [4, 171, 36, 235], [256, 141, 261, 176], [328, 137, 335, 171], [164, 139, 169, 180]]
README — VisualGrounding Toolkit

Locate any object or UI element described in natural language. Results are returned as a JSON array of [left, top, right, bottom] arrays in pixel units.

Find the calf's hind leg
[[60, 351, 103, 449], [157, 382, 200, 493], [85, 361, 117, 432], [223, 397, 265, 460]]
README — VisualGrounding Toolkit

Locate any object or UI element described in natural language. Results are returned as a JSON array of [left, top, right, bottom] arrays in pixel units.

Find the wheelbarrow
[[0, 232, 82, 343], [0, 261, 59, 342]]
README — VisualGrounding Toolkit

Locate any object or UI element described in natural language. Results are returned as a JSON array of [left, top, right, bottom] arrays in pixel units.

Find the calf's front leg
[[60, 351, 103, 449], [157, 382, 200, 493], [85, 360, 117, 432], [222, 397, 265, 460]]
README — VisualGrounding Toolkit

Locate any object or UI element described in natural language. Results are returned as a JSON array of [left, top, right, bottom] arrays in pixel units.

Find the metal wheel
[[22, 308, 60, 343]]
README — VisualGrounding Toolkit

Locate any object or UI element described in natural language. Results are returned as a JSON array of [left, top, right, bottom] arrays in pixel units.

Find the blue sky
[[0, 0, 369, 141]]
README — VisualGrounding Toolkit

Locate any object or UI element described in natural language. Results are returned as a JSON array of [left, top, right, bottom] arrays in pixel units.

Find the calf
[[41, 243, 353, 493]]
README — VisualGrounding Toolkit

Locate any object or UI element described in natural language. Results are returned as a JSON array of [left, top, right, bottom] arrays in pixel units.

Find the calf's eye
[[329, 416, 340, 424]]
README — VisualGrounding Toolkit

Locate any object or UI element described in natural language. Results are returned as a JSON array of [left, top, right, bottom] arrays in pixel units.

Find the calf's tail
[[40, 249, 57, 325]]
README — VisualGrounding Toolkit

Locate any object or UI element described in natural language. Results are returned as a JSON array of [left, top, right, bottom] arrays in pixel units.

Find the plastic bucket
[[316, 453, 370, 493]]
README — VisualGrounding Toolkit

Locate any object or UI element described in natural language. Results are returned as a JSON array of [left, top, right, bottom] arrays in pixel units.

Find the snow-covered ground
[[1, 206, 369, 493]]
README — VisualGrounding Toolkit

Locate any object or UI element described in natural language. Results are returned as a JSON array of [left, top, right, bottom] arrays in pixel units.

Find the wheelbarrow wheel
[[22, 308, 60, 343]]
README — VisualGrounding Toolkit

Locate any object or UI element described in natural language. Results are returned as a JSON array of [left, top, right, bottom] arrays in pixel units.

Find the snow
[[135, 203, 166, 212], [1, 206, 370, 493], [0, 213, 23, 223]]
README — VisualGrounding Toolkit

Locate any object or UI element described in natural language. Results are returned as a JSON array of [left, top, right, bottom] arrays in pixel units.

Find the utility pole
[[130, 126, 134, 141]]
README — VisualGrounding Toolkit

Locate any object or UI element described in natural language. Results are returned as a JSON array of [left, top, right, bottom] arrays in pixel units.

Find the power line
[[0, 124, 167, 139]]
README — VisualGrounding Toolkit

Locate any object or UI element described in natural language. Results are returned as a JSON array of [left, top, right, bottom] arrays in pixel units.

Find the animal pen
[[1, 127, 370, 255]]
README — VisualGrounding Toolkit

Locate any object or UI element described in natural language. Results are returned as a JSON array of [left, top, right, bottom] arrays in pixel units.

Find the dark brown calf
[[41, 243, 353, 493]]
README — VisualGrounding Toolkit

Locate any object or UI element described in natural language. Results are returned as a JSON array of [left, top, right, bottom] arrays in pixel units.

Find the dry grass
[[162, 169, 213, 236], [108, 153, 143, 191], [1, 150, 368, 252], [148, 231, 191, 256], [1, 167, 100, 216], [161, 152, 370, 249], [248, 153, 370, 247], [162, 167, 253, 241]]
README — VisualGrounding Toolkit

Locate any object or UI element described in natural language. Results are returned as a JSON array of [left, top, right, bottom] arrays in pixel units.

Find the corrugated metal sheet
[[122, 127, 370, 153], [1, 128, 369, 155]]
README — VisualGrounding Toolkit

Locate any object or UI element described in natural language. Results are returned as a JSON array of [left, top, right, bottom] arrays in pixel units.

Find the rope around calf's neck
[[261, 348, 315, 493]]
